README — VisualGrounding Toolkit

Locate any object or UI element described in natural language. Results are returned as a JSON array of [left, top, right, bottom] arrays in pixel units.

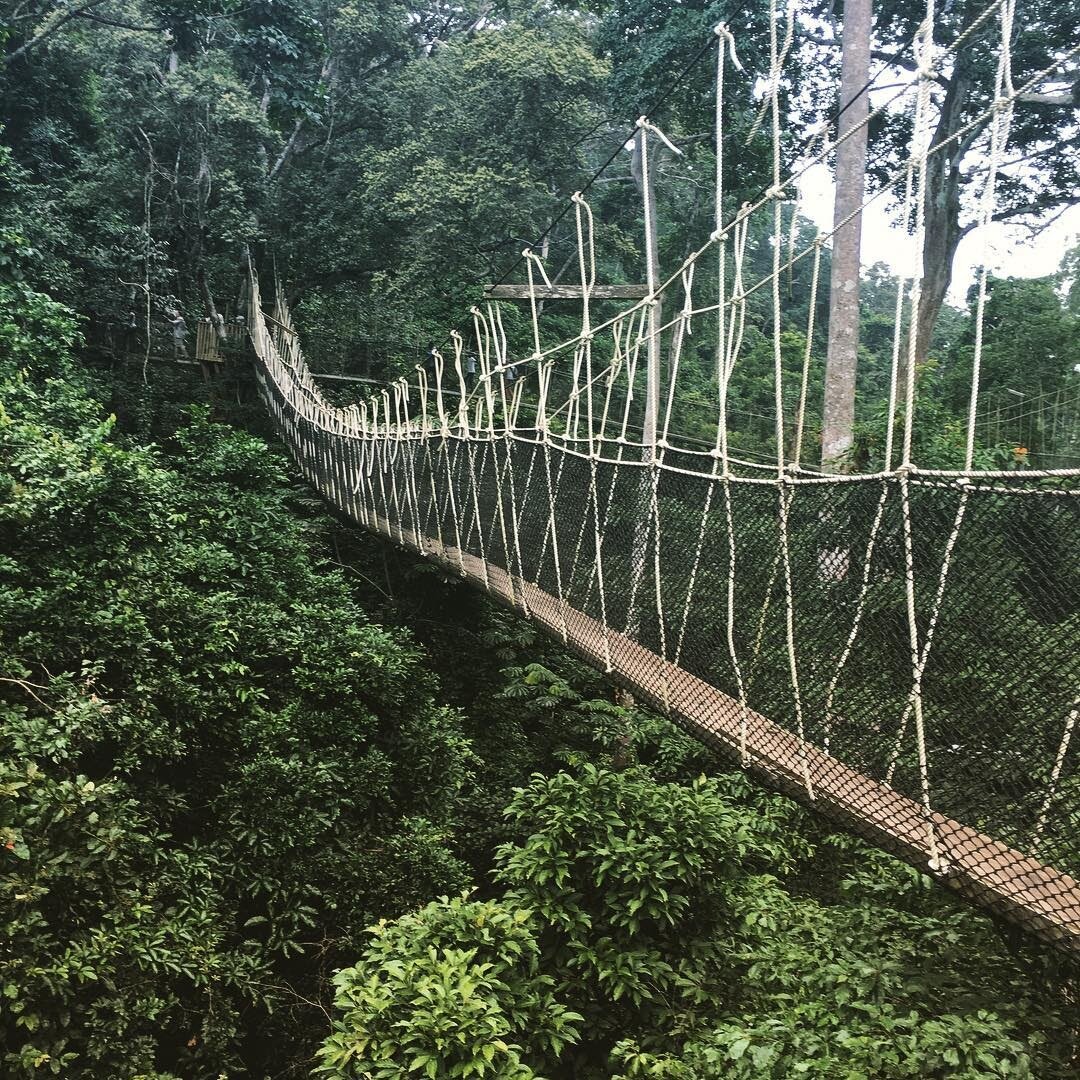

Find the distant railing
[[84, 315, 420, 385]]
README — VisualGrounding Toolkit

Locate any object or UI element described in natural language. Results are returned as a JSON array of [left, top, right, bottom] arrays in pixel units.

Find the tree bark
[[194, 150, 227, 341], [821, 0, 872, 470], [912, 55, 974, 376]]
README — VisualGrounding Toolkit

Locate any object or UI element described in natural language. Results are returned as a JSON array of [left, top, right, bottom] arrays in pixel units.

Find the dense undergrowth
[[2, 262, 1079, 1079]]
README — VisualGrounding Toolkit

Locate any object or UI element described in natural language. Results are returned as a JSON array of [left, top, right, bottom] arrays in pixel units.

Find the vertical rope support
[[793, 238, 823, 470], [626, 118, 661, 639], [964, 0, 1016, 471], [722, 476, 752, 764], [884, 162, 914, 472], [896, 0, 946, 874], [418, 366, 446, 556], [1031, 691, 1080, 854], [711, 38, 751, 760], [778, 478, 814, 798], [540, 436, 569, 642]]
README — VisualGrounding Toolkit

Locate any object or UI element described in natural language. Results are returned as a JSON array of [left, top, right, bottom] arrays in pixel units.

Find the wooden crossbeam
[[484, 283, 649, 300]]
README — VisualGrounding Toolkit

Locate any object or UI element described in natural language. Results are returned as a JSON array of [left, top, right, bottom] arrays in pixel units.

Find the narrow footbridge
[[244, 9, 1080, 950], [248, 271, 1080, 952]]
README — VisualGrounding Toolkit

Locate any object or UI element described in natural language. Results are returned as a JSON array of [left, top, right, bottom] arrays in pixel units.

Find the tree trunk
[[821, 0, 872, 470], [911, 52, 975, 378]]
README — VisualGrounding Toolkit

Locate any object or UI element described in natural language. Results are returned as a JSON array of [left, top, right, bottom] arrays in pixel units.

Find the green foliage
[[3, 3, 1080, 1077], [319, 894, 582, 1079], [0, 231, 81, 366], [612, 1011, 1033, 1079], [321, 761, 1077, 1078], [0, 304, 473, 1076], [493, 766, 801, 1057]]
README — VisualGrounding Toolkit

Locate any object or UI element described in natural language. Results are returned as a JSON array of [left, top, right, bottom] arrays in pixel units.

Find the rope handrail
[[241, 0, 1080, 953]]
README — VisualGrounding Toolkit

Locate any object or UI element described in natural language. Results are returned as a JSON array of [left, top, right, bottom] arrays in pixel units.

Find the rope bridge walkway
[[247, 0, 1080, 950]]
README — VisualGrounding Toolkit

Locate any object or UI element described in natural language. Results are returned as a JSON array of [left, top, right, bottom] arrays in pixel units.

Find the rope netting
[[247, 0, 1080, 950]]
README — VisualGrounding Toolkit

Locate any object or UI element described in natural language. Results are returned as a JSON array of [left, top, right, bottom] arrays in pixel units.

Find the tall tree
[[821, 0, 872, 468], [869, 0, 1080, 368]]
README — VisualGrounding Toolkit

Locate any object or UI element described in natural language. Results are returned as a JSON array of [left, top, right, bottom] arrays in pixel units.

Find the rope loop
[[713, 22, 744, 71], [928, 853, 952, 875], [637, 117, 684, 156]]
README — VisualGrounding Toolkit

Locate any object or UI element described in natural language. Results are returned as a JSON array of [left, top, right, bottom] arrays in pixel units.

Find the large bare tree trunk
[[912, 56, 974, 375], [193, 149, 227, 343], [821, 0, 872, 470]]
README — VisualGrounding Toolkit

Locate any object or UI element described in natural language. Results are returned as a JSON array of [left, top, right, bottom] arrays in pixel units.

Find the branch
[[3, 0, 110, 64], [0, 676, 55, 711], [1025, 203, 1073, 238], [996, 141, 1079, 171], [1017, 90, 1077, 106], [76, 10, 167, 31], [797, 29, 946, 85], [991, 195, 1078, 226], [269, 117, 304, 180]]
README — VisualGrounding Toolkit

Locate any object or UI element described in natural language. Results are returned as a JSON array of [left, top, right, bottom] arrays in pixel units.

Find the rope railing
[[244, 0, 1080, 952]]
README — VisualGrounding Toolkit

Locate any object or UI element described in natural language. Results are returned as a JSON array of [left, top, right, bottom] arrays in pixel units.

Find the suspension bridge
[[244, 2, 1080, 951]]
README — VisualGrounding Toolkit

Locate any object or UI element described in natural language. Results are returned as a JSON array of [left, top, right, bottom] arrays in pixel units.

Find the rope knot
[[766, 183, 787, 201], [928, 854, 952, 875], [713, 22, 745, 71]]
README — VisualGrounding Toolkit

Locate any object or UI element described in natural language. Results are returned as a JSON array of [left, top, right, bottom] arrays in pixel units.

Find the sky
[[784, 23, 1079, 309], [797, 163, 1080, 306]]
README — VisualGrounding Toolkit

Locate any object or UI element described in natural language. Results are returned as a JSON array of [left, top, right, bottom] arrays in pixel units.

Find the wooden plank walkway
[[360, 511, 1080, 952]]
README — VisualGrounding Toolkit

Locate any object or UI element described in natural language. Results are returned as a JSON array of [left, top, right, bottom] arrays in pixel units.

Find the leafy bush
[[0, 314, 472, 1077], [319, 895, 582, 1080]]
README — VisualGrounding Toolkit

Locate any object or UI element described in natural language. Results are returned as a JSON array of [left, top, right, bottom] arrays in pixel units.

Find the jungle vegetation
[[2, 0, 1080, 1077]]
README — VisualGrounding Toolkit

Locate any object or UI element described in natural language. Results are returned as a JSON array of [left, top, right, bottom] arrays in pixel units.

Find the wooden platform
[[361, 511, 1080, 951]]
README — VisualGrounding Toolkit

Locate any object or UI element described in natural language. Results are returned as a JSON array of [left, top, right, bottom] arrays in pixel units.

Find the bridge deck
[[364, 512, 1080, 951]]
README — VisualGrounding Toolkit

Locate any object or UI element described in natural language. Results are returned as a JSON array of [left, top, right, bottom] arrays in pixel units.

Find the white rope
[[822, 482, 890, 754], [964, 0, 1016, 471], [793, 237, 823, 469], [239, 2, 1080, 897], [778, 479, 814, 798], [1031, 690, 1080, 854]]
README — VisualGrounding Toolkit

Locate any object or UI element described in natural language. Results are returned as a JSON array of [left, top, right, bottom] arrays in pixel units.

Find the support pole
[[625, 122, 663, 641], [633, 123, 663, 456]]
